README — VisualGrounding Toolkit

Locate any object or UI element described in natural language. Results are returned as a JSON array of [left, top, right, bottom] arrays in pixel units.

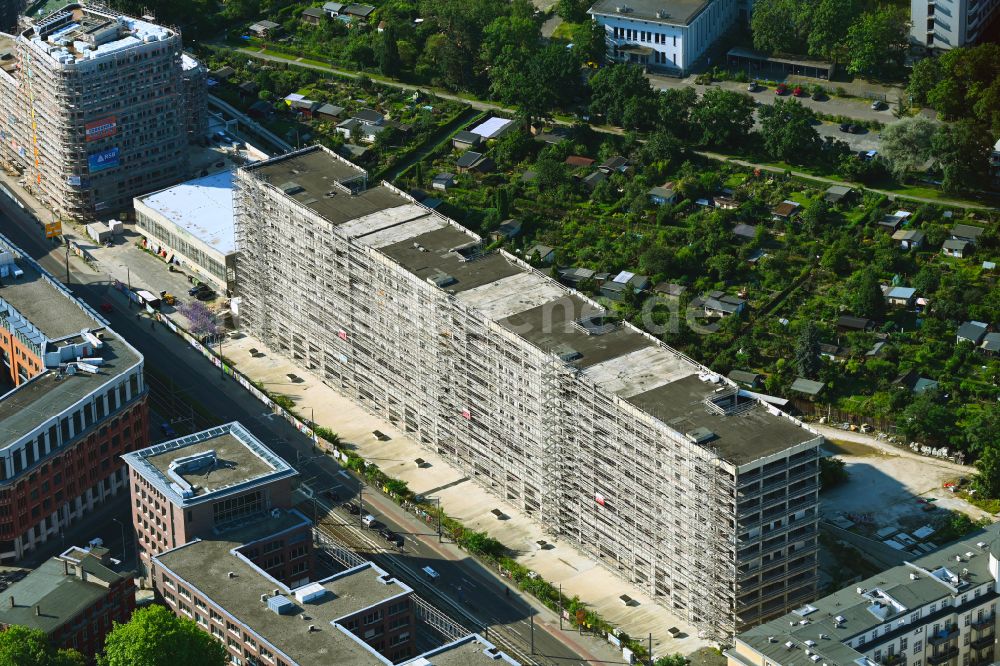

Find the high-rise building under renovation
[[234, 146, 823, 639], [0, 3, 200, 218]]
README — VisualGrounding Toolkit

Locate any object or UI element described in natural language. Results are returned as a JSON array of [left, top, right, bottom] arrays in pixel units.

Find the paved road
[[0, 195, 614, 666]]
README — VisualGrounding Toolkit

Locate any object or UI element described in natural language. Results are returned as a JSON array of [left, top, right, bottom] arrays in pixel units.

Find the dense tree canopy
[[750, 0, 862, 59], [879, 117, 937, 181], [589, 64, 657, 129], [842, 6, 908, 78], [931, 120, 994, 193], [908, 44, 1000, 135], [0, 627, 85, 666], [757, 99, 820, 164], [689, 89, 757, 148], [99, 606, 227, 666]]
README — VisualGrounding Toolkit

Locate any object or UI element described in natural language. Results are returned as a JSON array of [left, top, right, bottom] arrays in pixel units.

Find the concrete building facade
[[588, 0, 739, 74], [0, 4, 201, 219], [0, 543, 135, 657], [122, 422, 301, 580], [911, 0, 1000, 48], [0, 234, 147, 563], [728, 523, 1000, 666], [234, 146, 822, 639]]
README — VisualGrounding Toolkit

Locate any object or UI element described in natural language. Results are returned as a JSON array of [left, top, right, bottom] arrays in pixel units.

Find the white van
[[362, 514, 376, 528], [422, 566, 439, 581]]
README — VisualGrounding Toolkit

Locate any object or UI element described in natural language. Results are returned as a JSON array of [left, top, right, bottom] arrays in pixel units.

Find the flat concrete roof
[[626, 374, 818, 465], [0, 259, 99, 340], [122, 422, 296, 507], [136, 170, 237, 255], [0, 333, 140, 446], [407, 634, 519, 665], [379, 226, 522, 294], [0, 552, 126, 634], [588, 0, 710, 25], [155, 525, 411, 666], [736, 523, 1000, 666]]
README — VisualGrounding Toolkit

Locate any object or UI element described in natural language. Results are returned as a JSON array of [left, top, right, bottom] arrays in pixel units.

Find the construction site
[[0, 3, 202, 219], [234, 145, 824, 640]]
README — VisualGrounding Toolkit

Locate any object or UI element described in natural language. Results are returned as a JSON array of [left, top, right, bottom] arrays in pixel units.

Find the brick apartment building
[[122, 422, 303, 581], [0, 236, 147, 562], [0, 543, 135, 657]]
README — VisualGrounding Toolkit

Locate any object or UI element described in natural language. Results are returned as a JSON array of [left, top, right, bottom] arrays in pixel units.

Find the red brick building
[[0, 544, 135, 657], [122, 422, 300, 580], [0, 239, 147, 563]]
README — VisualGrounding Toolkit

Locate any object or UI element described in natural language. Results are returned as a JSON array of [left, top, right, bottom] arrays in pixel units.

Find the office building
[[588, 0, 739, 74], [728, 524, 1000, 666], [234, 146, 822, 639], [0, 4, 201, 219], [0, 543, 135, 657], [0, 234, 147, 563], [911, 0, 1000, 48], [134, 170, 237, 292], [122, 422, 302, 581]]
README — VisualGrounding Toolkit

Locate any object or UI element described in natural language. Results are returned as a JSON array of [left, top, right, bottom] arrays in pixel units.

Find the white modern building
[[911, 0, 1000, 48], [589, 0, 739, 74], [134, 170, 236, 292]]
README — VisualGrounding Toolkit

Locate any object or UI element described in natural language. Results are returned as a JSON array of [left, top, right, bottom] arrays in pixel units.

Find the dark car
[[188, 283, 208, 296], [341, 502, 360, 515], [195, 288, 217, 301], [324, 489, 340, 502], [379, 528, 403, 546], [839, 123, 851, 133], [811, 91, 825, 101]]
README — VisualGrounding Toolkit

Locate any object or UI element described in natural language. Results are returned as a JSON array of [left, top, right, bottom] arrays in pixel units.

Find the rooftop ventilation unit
[[835, 615, 845, 624], [279, 182, 304, 195], [267, 595, 295, 615], [686, 427, 716, 445]]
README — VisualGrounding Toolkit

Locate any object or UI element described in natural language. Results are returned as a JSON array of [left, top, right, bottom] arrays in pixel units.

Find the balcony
[[927, 625, 959, 646], [927, 646, 958, 665], [971, 634, 995, 650], [972, 614, 996, 630]]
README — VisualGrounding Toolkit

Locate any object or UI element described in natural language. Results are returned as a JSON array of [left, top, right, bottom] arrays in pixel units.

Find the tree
[[819, 457, 849, 490], [848, 268, 885, 320], [0, 626, 85, 666], [572, 20, 606, 65], [879, 117, 937, 181], [750, 0, 807, 54], [654, 655, 689, 666], [964, 405, 1000, 455], [99, 605, 227, 666], [689, 89, 756, 148], [974, 442, 1000, 499], [795, 321, 821, 378], [799, 198, 831, 235], [657, 86, 698, 140], [806, 0, 859, 60], [588, 64, 656, 129], [907, 56, 942, 106], [376, 24, 401, 77], [899, 389, 957, 446], [757, 98, 820, 163], [932, 119, 993, 193], [843, 6, 908, 78], [557, 0, 589, 22]]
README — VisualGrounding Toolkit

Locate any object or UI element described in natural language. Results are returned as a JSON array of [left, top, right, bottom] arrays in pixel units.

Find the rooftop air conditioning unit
[[228, 571, 236, 578], [910, 573, 919, 580], [260, 594, 268, 602], [956, 555, 963, 562]]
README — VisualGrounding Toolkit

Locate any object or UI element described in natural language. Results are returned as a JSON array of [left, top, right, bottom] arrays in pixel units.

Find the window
[[913, 639, 922, 654], [901, 637, 908, 651], [363, 610, 384, 625], [213, 491, 263, 525]]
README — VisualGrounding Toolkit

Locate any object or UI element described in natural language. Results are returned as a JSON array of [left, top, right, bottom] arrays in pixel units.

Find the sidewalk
[[219, 333, 711, 658]]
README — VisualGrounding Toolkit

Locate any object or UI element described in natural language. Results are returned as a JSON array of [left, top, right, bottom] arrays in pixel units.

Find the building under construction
[[234, 146, 823, 639], [0, 3, 201, 218]]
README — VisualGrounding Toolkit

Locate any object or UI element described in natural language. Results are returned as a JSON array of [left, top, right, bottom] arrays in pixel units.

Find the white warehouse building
[[589, 0, 740, 74]]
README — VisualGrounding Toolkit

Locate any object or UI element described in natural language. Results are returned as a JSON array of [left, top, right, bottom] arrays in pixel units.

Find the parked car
[[362, 514, 377, 528], [341, 501, 360, 515], [871, 100, 886, 110], [188, 283, 208, 296], [379, 527, 399, 543], [792, 86, 805, 97], [746, 81, 759, 92], [775, 83, 788, 95], [811, 90, 825, 101], [195, 288, 217, 301]]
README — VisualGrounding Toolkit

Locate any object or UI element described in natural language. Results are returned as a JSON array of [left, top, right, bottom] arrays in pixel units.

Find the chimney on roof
[[7, 596, 12, 608], [34, 605, 40, 616]]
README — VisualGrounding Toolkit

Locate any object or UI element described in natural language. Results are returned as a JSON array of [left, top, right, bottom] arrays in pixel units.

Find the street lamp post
[[111, 518, 126, 563], [358, 482, 366, 524]]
